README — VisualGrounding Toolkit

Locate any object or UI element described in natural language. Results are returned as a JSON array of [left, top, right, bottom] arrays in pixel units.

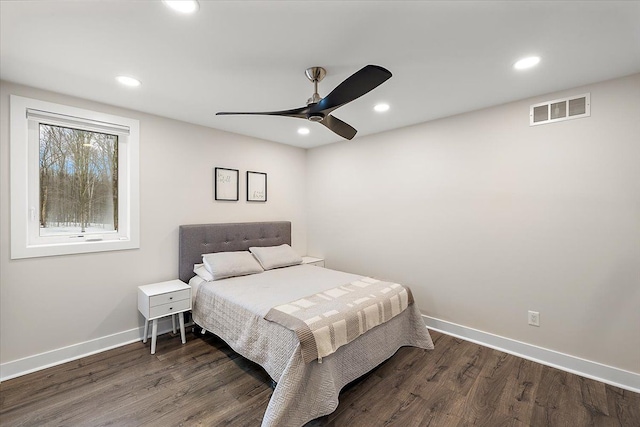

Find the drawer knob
[[169, 297, 173, 300], [169, 307, 173, 310]]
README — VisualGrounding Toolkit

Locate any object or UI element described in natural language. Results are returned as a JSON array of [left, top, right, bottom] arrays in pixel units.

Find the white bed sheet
[[191, 265, 434, 427], [196, 264, 363, 315], [189, 275, 203, 304]]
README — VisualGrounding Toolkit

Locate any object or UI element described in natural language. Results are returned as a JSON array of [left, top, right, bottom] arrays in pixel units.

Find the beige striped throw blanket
[[264, 277, 414, 363]]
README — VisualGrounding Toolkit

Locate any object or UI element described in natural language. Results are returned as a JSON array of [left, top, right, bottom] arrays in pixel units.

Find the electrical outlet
[[528, 310, 540, 327]]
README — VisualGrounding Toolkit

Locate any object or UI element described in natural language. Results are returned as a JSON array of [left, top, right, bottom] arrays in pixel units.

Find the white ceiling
[[2, 1, 639, 149]]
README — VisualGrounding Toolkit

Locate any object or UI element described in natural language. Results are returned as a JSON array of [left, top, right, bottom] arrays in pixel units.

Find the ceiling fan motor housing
[[307, 112, 324, 122]]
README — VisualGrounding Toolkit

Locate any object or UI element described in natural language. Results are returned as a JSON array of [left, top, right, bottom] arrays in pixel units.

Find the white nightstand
[[302, 256, 325, 267], [138, 279, 191, 354]]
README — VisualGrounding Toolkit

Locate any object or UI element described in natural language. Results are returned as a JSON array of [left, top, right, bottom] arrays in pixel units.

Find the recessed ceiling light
[[163, 0, 199, 14], [374, 103, 390, 112], [514, 56, 541, 70], [116, 75, 141, 87], [297, 127, 310, 135]]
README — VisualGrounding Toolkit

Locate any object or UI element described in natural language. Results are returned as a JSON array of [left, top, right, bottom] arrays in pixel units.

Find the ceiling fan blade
[[216, 65, 390, 140], [312, 65, 392, 113], [216, 106, 308, 119], [322, 115, 357, 140]]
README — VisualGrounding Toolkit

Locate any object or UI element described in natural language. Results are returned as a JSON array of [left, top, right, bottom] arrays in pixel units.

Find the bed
[[179, 221, 434, 427]]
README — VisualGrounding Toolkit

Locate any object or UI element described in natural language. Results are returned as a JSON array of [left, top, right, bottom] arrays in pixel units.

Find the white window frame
[[10, 95, 140, 259]]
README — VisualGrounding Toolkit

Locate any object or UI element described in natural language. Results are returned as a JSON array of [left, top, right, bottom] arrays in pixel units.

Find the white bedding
[[189, 275, 203, 304], [196, 264, 363, 315], [191, 264, 434, 427]]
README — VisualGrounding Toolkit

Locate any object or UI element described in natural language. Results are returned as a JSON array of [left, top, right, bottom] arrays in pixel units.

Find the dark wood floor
[[1, 330, 638, 426]]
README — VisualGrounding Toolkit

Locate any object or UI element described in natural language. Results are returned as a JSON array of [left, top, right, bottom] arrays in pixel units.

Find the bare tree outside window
[[39, 124, 118, 236]]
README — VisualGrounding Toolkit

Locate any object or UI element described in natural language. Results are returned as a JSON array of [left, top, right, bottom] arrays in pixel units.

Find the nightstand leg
[[179, 312, 186, 344], [151, 319, 158, 354], [143, 319, 149, 343], [171, 314, 176, 334]]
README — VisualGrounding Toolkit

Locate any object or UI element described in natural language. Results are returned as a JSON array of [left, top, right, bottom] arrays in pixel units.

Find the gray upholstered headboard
[[178, 221, 292, 283]]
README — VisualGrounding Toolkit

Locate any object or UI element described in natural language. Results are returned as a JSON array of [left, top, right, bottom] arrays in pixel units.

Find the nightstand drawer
[[306, 259, 324, 267], [149, 298, 190, 318], [149, 289, 190, 307], [302, 256, 325, 268]]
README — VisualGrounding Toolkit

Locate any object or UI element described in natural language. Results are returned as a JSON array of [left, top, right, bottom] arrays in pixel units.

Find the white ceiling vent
[[530, 93, 590, 126]]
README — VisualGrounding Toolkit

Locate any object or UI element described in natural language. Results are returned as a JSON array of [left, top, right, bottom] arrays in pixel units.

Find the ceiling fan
[[216, 65, 392, 140]]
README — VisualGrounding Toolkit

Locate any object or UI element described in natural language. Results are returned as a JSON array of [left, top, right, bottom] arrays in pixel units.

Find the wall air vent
[[530, 93, 590, 126]]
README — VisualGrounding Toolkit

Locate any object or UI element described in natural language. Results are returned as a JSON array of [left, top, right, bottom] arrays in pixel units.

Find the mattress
[[191, 264, 434, 427]]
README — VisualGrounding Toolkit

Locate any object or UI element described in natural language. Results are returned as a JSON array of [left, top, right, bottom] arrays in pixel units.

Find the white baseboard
[[3, 315, 638, 393], [423, 315, 640, 393], [0, 317, 177, 382]]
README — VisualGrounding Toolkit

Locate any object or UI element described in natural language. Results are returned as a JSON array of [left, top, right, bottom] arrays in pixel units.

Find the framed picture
[[214, 167, 239, 201], [246, 171, 267, 202]]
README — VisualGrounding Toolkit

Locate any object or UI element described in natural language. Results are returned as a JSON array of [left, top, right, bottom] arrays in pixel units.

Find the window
[[10, 95, 139, 258]]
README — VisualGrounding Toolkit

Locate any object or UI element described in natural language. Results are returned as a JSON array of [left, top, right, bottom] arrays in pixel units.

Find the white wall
[[0, 81, 307, 365], [2, 74, 639, 384], [306, 73, 640, 374]]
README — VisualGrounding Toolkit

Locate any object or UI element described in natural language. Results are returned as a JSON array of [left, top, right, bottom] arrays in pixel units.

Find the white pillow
[[193, 263, 214, 282], [202, 251, 264, 281], [249, 244, 302, 270]]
